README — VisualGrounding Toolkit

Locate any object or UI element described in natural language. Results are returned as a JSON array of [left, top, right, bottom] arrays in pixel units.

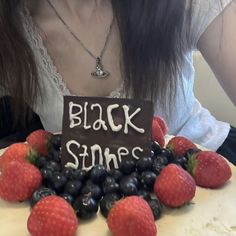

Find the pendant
[[91, 57, 109, 79]]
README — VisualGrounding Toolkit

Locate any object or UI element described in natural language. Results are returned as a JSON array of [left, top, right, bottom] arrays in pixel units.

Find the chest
[[34, 10, 122, 97]]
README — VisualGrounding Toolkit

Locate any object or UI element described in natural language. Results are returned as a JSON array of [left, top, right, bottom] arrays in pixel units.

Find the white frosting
[[107, 104, 123, 132], [1, 165, 236, 236], [90, 144, 104, 166], [68, 102, 145, 134], [104, 148, 119, 170], [64, 141, 144, 170], [66, 101, 148, 170], [1, 144, 236, 236], [83, 102, 91, 130], [122, 105, 145, 134], [132, 147, 144, 160], [91, 104, 108, 131], [69, 102, 82, 128], [65, 140, 79, 169], [80, 145, 90, 171], [117, 147, 129, 163]]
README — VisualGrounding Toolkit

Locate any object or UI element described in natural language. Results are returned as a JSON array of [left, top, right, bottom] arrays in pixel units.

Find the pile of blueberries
[[31, 134, 183, 221]]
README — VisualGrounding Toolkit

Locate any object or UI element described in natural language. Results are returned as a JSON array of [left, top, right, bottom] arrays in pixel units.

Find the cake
[[0, 144, 236, 236], [0, 96, 236, 236]]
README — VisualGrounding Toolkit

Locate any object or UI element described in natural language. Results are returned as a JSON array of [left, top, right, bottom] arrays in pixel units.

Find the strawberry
[[166, 136, 197, 159], [0, 143, 38, 168], [152, 117, 165, 148], [0, 161, 42, 202], [26, 129, 53, 156], [187, 151, 232, 188], [27, 196, 78, 236], [154, 164, 196, 207], [107, 196, 157, 236], [153, 116, 168, 135]]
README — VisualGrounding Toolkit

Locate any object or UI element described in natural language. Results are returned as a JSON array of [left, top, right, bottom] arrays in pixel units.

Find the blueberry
[[35, 156, 47, 169], [146, 198, 163, 220], [150, 150, 155, 159], [176, 156, 188, 169], [48, 149, 61, 163], [108, 169, 123, 182], [73, 169, 89, 183], [41, 168, 53, 180], [136, 157, 153, 173], [129, 172, 140, 181], [155, 155, 168, 166], [152, 159, 164, 175], [140, 171, 157, 191], [103, 176, 116, 186], [81, 182, 102, 200], [45, 161, 61, 172], [120, 179, 138, 196], [161, 148, 175, 163], [50, 134, 61, 150], [30, 187, 56, 207], [90, 165, 107, 185], [120, 158, 136, 175], [103, 182, 120, 195], [137, 189, 151, 201], [62, 167, 75, 180], [100, 194, 121, 218], [74, 195, 98, 220], [60, 193, 75, 205], [151, 141, 162, 155], [64, 180, 82, 197], [50, 173, 67, 192], [120, 175, 139, 189], [44, 154, 53, 162]]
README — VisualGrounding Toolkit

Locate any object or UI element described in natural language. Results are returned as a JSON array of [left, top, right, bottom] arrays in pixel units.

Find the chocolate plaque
[[61, 96, 154, 170]]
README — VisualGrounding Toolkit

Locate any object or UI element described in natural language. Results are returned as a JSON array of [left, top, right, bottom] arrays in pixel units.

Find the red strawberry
[[153, 116, 168, 135], [154, 164, 196, 207], [26, 129, 53, 156], [166, 136, 197, 158], [0, 143, 38, 168], [187, 151, 232, 188], [152, 118, 165, 148], [107, 196, 157, 236], [0, 161, 42, 202], [27, 196, 78, 236]]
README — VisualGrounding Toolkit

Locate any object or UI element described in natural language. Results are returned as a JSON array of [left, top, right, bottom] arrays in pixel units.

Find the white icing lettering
[[91, 104, 108, 131], [65, 142, 146, 171], [65, 140, 80, 169], [69, 102, 83, 128], [79, 145, 91, 171], [83, 102, 91, 130], [91, 144, 104, 165], [107, 104, 122, 132], [123, 105, 145, 134], [104, 148, 119, 170], [132, 147, 144, 160], [117, 147, 129, 163]]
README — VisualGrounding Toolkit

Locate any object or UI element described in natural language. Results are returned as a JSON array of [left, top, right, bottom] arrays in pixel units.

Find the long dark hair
[[0, 0, 192, 125], [111, 0, 192, 114], [0, 0, 39, 125]]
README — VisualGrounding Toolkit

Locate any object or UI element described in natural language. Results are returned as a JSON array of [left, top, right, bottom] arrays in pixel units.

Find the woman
[[0, 0, 236, 163]]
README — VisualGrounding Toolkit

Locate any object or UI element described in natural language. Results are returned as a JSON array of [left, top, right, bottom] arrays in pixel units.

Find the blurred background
[[194, 52, 236, 127]]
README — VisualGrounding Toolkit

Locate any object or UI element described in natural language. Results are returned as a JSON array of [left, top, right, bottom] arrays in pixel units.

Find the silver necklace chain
[[46, 0, 114, 78]]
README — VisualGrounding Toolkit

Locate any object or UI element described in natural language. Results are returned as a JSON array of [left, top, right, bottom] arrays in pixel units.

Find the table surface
[[1, 148, 236, 236]]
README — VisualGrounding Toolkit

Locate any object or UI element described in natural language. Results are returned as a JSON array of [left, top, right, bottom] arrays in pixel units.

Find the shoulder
[[186, 0, 233, 49], [191, 0, 232, 19]]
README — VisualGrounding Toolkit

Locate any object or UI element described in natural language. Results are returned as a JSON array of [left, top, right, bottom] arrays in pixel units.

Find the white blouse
[[2, 0, 233, 151]]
